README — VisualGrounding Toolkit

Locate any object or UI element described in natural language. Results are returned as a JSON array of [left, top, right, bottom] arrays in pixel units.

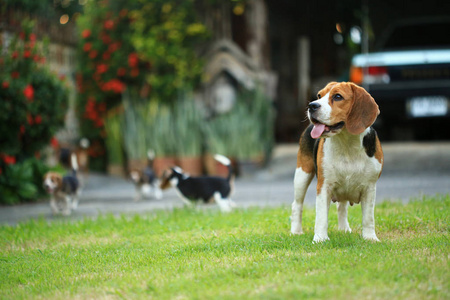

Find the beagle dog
[[129, 150, 162, 201], [290, 82, 383, 243], [160, 155, 235, 212], [43, 154, 80, 216]]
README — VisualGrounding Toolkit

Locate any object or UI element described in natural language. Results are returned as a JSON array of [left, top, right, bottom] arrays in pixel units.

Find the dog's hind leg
[[213, 192, 232, 212], [291, 167, 314, 234], [361, 186, 379, 242], [62, 196, 72, 216], [153, 183, 163, 200]]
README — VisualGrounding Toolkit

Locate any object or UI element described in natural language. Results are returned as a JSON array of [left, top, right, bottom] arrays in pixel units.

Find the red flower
[[89, 50, 98, 59], [119, 9, 128, 18], [2, 81, 9, 89], [95, 119, 104, 127], [108, 42, 121, 52], [12, 51, 19, 59], [24, 50, 31, 58], [98, 102, 106, 112], [51, 137, 59, 148], [33, 55, 41, 62], [128, 53, 138, 68], [117, 68, 126, 77], [96, 64, 108, 74], [23, 84, 34, 101], [20, 125, 25, 135], [82, 29, 91, 39], [29, 33, 36, 42], [11, 71, 19, 79], [102, 79, 126, 93], [83, 43, 92, 52], [101, 34, 111, 44], [104, 20, 114, 30], [35, 115, 42, 124], [102, 52, 111, 61], [3, 154, 16, 165], [130, 68, 139, 77], [27, 113, 34, 125]]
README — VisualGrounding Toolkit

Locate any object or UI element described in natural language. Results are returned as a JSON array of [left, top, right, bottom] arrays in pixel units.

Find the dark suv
[[350, 17, 450, 140]]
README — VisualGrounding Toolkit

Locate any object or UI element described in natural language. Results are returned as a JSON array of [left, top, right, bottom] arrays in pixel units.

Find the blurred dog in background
[[129, 150, 162, 201], [43, 153, 80, 216], [160, 154, 235, 212]]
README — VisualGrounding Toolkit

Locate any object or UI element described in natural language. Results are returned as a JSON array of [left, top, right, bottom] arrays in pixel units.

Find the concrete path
[[1, 143, 449, 225]]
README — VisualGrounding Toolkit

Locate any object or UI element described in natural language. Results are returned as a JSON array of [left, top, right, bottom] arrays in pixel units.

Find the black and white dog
[[160, 155, 235, 212], [129, 150, 162, 201]]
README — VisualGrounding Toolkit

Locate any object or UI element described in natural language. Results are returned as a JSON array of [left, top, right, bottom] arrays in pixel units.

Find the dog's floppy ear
[[346, 83, 380, 135]]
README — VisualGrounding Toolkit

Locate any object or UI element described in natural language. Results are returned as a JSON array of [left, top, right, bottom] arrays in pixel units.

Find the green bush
[[0, 20, 69, 204]]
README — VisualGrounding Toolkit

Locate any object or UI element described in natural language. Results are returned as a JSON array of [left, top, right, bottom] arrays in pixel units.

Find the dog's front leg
[[361, 186, 379, 242], [313, 186, 331, 243], [62, 196, 72, 216], [134, 186, 142, 202], [72, 193, 79, 210], [291, 168, 314, 235], [337, 201, 352, 233], [50, 196, 59, 215]]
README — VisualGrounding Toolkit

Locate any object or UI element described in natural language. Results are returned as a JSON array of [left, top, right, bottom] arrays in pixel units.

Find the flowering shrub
[[0, 20, 69, 204], [76, 1, 150, 141], [76, 0, 208, 169]]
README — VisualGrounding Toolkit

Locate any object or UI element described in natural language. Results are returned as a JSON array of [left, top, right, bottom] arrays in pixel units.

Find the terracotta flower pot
[[127, 158, 147, 172], [203, 153, 235, 178], [107, 164, 125, 177], [153, 156, 177, 177], [178, 156, 203, 176]]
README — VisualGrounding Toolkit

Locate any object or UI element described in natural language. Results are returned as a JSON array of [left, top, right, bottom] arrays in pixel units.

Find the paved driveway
[[1, 143, 449, 225]]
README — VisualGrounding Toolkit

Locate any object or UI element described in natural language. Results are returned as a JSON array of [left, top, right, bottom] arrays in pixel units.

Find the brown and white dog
[[43, 154, 80, 216], [290, 82, 383, 243]]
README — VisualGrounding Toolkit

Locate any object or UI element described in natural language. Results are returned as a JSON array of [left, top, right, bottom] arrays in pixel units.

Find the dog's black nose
[[308, 102, 321, 112]]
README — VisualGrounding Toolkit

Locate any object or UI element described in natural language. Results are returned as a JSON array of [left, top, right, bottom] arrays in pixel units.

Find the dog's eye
[[317, 94, 321, 99], [333, 94, 343, 101]]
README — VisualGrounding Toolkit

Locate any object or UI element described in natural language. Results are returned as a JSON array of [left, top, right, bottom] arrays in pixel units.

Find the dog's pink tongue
[[311, 124, 325, 139]]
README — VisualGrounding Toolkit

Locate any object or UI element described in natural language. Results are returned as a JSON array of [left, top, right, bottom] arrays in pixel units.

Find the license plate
[[407, 96, 449, 117]]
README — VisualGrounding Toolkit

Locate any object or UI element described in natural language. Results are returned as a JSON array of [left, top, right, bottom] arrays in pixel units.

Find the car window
[[381, 22, 450, 50]]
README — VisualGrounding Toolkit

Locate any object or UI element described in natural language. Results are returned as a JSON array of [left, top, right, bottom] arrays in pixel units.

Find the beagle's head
[[308, 82, 379, 138], [159, 167, 186, 190], [129, 169, 142, 184], [43, 172, 63, 194]]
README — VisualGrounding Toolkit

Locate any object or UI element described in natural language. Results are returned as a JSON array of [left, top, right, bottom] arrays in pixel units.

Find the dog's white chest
[[322, 141, 381, 203]]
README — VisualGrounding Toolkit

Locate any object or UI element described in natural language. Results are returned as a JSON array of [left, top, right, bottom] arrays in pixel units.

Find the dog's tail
[[147, 149, 155, 166], [214, 154, 233, 181], [70, 153, 78, 176]]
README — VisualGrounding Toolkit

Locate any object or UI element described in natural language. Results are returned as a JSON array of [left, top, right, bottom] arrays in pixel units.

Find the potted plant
[[104, 108, 125, 176], [173, 98, 204, 175], [204, 88, 275, 176]]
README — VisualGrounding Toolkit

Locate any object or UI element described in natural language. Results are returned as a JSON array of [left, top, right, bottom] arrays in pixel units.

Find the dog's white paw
[[312, 234, 330, 243], [363, 234, 380, 242], [290, 222, 303, 235], [338, 225, 352, 233]]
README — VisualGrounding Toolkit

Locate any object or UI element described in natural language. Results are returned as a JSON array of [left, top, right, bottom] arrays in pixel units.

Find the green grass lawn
[[0, 195, 448, 299]]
